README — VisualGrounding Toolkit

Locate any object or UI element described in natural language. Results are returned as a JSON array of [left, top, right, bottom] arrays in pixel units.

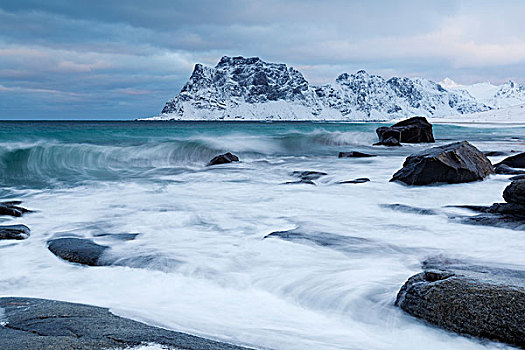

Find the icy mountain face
[[441, 78, 525, 109], [153, 56, 490, 121]]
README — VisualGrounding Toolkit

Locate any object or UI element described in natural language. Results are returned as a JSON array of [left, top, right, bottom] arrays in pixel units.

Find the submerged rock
[[48, 238, 109, 266], [497, 152, 525, 169], [376, 116, 434, 145], [396, 260, 525, 348], [290, 170, 327, 181], [0, 201, 31, 217], [207, 152, 239, 166], [494, 163, 525, 175], [391, 141, 493, 185], [0, 224, 30, 240], [483, 151, 507, 157], [339, 178, 370, 184], [338, 151, 376, 158], [0, 297, 250, 350]]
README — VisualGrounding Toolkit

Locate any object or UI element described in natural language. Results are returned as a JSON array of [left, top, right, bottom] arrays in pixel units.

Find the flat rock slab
[[339, 178, 370, 184], [497, 152, 525, 169], [290, 170, 327, 181], [0, 224, 30, 240], [396, 260, 525, 348], [0, 297, 252, 350], [48, 238, 109, 266]]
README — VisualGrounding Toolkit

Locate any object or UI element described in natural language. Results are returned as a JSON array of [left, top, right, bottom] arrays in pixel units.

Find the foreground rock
[[0, 225, 30, 240], [0, 297, 251, 350], [0, 201, 31, 217], [375, 116, 434, 146], [338, 151, 376, 158], [396, 259, 525, 348], [207, 152, 239, 166], [48, 238, 109, 266], [391, 141, 493, 185]]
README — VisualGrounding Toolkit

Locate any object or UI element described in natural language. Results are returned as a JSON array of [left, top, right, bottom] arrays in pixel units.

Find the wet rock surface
[[0, 201, 31, 217], [338, 151, 376, 158], [396, 259, 525, 348], [494, 163, 525, 175], [391, 141, 494, 185], [503, 179, 525, 204], [496, 151, 525, 169], [0, 225, 30, 240], [0, 297, 251, 350], [290, 170, 327, 181], [374, 136, 401, 147], [376, 116, 434, 145], [339, 178, 370, 184], [47, 238, 109, 266], [207, 152, 239, 166]]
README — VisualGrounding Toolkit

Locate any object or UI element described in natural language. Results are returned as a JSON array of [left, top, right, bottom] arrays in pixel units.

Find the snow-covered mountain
[[440, 78, 525, 109], [145, 56, 492, 121]]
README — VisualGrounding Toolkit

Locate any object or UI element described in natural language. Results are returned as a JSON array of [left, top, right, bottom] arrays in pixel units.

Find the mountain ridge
[[144, 56, 525, 121]]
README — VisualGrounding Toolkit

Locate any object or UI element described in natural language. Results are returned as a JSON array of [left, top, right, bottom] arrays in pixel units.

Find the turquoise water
[[0, 121, 524, 350]]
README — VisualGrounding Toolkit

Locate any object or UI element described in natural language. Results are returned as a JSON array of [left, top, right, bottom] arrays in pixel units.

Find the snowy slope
[[441, 78, 525, 109], [145, 56, 492, 121]]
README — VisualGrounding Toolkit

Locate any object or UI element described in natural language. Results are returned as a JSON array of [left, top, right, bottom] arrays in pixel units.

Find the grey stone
[[0, 297, 252, 350], [503, 179, 525, 204], [391, 141, 493, 185], [0, 225, 30, 240], [48, 238, 109, 266], [376, 116, 434, 144], [338, 151, 376, 158], [396, 260, 525, 348], [497, 152, 525, 169]]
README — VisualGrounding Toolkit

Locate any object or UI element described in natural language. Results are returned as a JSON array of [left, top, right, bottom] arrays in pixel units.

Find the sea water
[[0, 121, 523, 349]]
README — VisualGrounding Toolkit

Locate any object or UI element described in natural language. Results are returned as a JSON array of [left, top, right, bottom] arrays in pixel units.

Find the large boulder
[[396, 259, 525, 348], [207, 152, 239, 166], [497, 152, 525, 169], [376, 116, 434, 145], [503, 179, 525, 204], [0, 297, 250, 350], [0, 224, 30, 240], [391, 141, 494, 185], [48, 238, 109, 266]]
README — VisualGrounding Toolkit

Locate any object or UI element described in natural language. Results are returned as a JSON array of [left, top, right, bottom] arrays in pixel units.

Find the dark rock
[[339, 178, 370, 184], [48, 238, 109, 266], [396, 261, 525, 348], [376, 116, 434, 145], [0, 225, 30, 240], [503, 179, 525, 204], [391, 141, 494, 185], [0, 297, 251, 350], [290, 170, 327, 181], [92, 232, 139, 241], [338, 151, 376, 158], [497, 152, 525, 168], [282, 180, 316, 185], [0, 202, 31, 217], [494, 163, 525, 175], [488, 202, 525, 216], [510, 174, 525, 181], [207, 152, 239, 166], [483, 151, 507, 157], [373, 136, 401, 147]]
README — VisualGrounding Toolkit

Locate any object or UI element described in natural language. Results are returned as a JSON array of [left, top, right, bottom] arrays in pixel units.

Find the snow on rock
[[144, 56, 491, 121]]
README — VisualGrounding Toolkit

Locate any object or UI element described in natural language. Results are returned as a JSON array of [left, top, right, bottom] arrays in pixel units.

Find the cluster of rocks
[[494, 152, 525, 175], [0, 201, 32, 241]]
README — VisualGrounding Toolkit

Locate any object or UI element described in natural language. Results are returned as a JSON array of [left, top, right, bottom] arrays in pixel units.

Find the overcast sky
[[1, 0, 525, 119]]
